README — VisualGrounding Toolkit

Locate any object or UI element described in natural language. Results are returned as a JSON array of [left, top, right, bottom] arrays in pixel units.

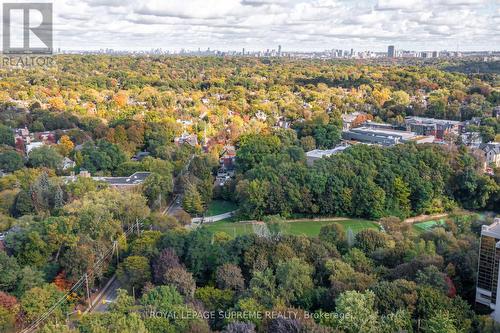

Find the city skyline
[[2, 0, 498, 52], [55, 46, 499, 60]]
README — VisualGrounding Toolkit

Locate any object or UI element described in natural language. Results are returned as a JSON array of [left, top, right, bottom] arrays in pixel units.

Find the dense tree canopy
[[235, 133, 499, 219], [0, 55, 497, 332]]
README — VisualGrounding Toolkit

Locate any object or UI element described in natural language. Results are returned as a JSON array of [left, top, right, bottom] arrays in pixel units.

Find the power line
[[20, 221, 143, 333]]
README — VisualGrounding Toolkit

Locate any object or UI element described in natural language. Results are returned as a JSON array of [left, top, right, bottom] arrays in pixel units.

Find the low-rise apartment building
[[404, 116, 462, 140]]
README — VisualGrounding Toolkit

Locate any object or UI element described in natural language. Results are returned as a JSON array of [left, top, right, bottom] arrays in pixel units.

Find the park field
[[205, 200, 239, 216], [203, 218, 380, 238]]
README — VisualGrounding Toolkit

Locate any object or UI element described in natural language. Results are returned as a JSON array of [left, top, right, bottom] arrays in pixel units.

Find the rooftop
[[480, 142, 500, 154], [341, 111, 364, 122], [93, 172, 151, 186], [481, 218, 500, 239], [64, 171, 151, 187], [349, 126, 417, 140], [306, 146, 349, 159], [405, 116, 461, 125]]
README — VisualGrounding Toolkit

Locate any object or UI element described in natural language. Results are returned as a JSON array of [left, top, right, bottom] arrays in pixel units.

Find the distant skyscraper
[[242, 48, 245, 55], [350, 48, 354, 57], [388, 45, 395, 58], [476, 218, 500, 322], [278, 45, 282, 57]]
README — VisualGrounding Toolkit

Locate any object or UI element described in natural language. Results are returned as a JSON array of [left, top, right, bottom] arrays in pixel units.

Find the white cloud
[[375, 0, 422, 11], [47, 0, 499, 51]]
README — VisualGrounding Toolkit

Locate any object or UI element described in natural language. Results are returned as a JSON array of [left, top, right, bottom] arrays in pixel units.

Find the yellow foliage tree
[[57, 135, 74, 157], [48, 96, 66, 111], [113, 91, 128, 108]]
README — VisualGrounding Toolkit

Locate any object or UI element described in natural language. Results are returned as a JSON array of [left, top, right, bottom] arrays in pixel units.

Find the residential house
[[34, 131, 56, 144], [220, 145, 236, 170], [275, 117, 291, 129], [461, 132, 482, 148], [215, 145, 237, 186], [61, 157, 76, 170], [14, 127, 30, 154], [463, 117, 482, 128], [480, 142, 500, 169], [174, 132, 198, 147], [26, 141, 45, 155]]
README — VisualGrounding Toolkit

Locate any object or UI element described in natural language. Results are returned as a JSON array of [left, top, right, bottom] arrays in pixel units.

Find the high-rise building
[[476, 218, 500, 322], [388, 45, 395, 58], [278, 45, 282, 57]]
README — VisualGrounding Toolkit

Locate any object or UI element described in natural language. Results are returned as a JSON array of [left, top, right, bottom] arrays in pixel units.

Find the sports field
[[204, 218, 379, 238]]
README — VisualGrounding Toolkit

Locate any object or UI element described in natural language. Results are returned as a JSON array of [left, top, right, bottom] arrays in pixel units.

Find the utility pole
[[85, 273, 91, 310], [113, 241, 119, 266], [21, 220, 145, 332]]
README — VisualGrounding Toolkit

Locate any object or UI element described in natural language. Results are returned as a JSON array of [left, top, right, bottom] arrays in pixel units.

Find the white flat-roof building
[[26, 142, 45, 155], [342, 126, 435, 146], [63, 171, 151, 189], [306, 146, 349, 166]]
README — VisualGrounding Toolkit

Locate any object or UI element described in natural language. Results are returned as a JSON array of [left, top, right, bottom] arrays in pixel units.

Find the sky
[[2, 0, 500, 52]]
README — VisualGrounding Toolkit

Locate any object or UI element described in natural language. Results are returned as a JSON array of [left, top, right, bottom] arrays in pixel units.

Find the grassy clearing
[[412, 219, 445, 233], [203, 218, 379, 238], [285, 219, 379, 236], [205, 221, 256, 237], [411, 213, 477, 234], [205, 200, 239, 216]]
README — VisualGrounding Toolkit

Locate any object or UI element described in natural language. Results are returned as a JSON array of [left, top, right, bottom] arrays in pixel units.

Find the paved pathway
[[403, 213, 449, 224], [191, 210, 237, 224]]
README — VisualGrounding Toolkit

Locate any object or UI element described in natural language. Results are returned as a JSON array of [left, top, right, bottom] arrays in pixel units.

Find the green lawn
[[205, 200, 239, 216], [205, 221, 256, 237], [413, 219, 445, 233], [285, 220, 379, 236], [204, 219, 379, 238]]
